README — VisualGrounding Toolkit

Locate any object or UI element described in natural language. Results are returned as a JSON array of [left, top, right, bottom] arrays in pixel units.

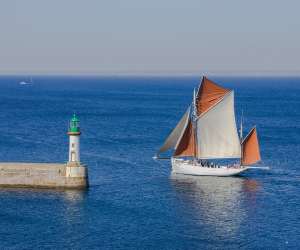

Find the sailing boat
[[155, 76, 267, 177]]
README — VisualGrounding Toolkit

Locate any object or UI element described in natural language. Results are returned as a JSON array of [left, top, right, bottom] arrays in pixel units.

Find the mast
[[240, 110, 243, 165], [193, 88, 197, 117], [193, 88, 198, 159]]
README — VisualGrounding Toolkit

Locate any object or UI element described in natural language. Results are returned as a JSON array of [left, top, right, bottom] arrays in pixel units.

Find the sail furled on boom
[[242, 127, 261, 165], [196, 91, 241, 159], [174, 117, 196, 157], [195, 77, 230, 116], [157, 107, 190, 155]]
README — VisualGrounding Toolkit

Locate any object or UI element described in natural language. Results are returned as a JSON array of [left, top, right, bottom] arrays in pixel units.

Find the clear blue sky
[[1, 0, 300, 75]]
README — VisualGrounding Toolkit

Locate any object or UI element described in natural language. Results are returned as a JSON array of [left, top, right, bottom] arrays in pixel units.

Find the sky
[[1, 0, 300, 75]]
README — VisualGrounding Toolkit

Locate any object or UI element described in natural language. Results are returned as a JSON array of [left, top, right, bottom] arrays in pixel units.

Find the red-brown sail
[[196, 76, 230, 116], [242, 127, 261, 165], [174, 118, 196, 157]]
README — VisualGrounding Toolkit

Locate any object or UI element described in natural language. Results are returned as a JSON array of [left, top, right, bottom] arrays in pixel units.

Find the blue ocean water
[[0, 76, 299, 249]]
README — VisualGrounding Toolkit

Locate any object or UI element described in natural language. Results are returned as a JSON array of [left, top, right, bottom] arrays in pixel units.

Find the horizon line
[[1, 71, 300, 78]]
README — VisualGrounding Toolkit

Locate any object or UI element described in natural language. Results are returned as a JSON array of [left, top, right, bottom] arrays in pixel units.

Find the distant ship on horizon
[[19, 76, 34, 85], [154, 76, 268, 176]]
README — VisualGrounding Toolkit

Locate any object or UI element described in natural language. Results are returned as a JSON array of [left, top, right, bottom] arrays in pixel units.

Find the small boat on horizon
[[19, 76, 34, 85], [154, 76, 269, 177]]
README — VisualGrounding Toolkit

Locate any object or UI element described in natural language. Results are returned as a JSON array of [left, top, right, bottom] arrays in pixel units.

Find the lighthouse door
[[71, 151, 76, 161]]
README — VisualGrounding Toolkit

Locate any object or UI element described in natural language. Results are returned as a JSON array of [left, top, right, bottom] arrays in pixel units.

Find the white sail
[[196, 91, 241, 159], [158, 107, 190, 154]]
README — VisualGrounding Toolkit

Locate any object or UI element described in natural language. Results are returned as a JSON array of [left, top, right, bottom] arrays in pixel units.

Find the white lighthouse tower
[[66, 114, 88, 180], [68, 114, 81, 163], [65, 114, 88, 183]]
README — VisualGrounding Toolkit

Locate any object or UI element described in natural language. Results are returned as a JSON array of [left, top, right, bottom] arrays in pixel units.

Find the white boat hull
[[171, 158, 249, 177]]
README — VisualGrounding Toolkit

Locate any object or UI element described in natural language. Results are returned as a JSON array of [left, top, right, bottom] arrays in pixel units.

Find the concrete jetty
[[0, 162, 88, 189], [0, 114, 89, 189]]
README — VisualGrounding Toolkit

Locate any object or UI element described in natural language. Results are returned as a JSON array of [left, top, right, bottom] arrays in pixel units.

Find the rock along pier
[[0, 114, 88, 189]]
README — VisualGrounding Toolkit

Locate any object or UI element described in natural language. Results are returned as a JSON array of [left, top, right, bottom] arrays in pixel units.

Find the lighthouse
[[65, 113, 88, 184], [68, 114, 81, 163]]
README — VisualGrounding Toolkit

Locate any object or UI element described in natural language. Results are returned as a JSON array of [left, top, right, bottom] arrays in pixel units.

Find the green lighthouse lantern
[[68, 114, 81, 135]]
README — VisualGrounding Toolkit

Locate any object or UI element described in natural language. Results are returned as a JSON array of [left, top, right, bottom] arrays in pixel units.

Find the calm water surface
[[0, 76, 299, 249]]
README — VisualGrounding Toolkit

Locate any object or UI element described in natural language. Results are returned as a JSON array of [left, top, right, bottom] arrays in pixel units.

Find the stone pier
[[0, 162, 88, 189]]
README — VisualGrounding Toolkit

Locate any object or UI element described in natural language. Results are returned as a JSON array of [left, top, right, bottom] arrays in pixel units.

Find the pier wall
[[0, 163, 88, 189]]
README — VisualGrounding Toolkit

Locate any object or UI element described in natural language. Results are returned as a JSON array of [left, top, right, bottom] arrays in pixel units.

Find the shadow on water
[[170, 174, 259, 239]]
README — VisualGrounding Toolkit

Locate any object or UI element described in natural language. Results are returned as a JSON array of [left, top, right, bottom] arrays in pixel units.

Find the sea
[[0, 76, 299, 249]]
